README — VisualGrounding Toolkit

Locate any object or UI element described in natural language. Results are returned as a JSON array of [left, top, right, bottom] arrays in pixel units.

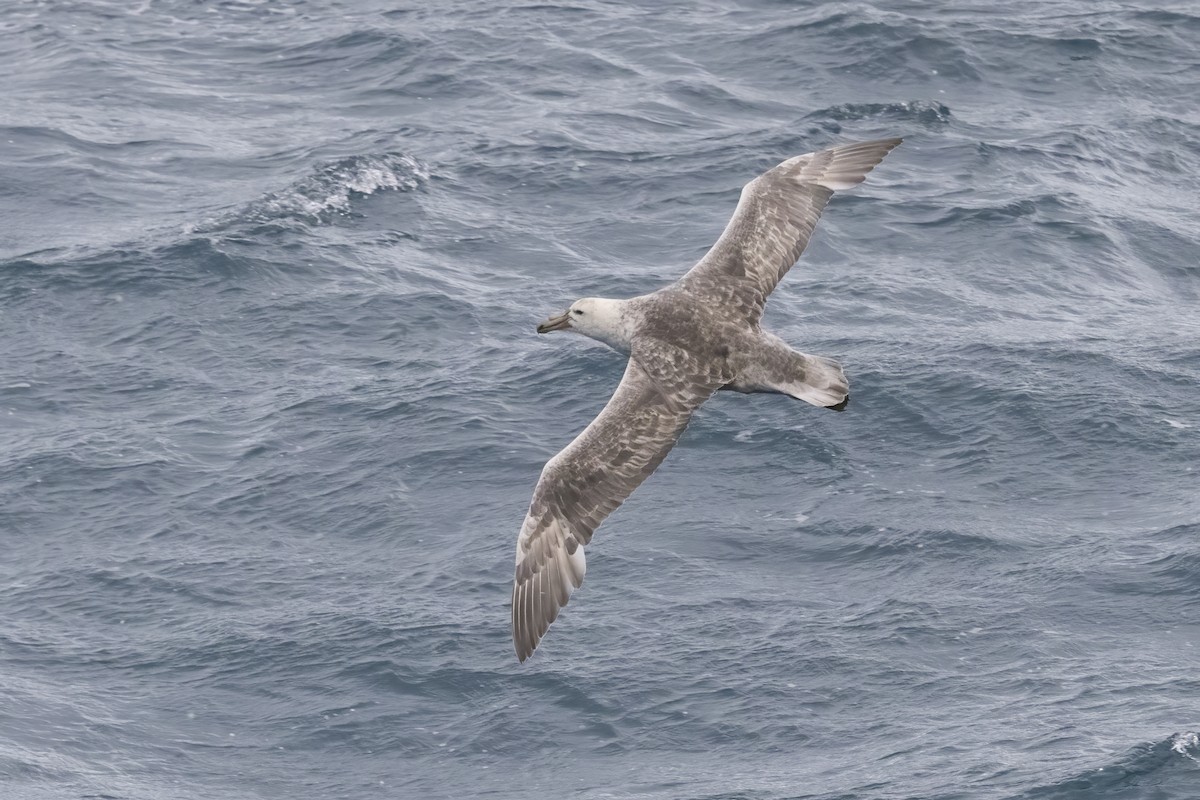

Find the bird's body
[[512, 138, 902, 661]]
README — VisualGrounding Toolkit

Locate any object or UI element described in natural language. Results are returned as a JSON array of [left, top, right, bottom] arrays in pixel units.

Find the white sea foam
[[1171, 731, 1199, 762], [191, 153, 429, 233], [263, 153, 429, 221]]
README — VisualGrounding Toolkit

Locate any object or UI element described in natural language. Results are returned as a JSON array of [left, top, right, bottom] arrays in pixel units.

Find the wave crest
[[248, 152, 428, 223], [1021, 732, 1200, 799], [808, 100, 952, 125], [190, 152, 429, 236]]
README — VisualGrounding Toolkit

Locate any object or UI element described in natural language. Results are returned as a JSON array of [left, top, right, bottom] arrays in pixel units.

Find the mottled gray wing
[[677, 138, 901, 318], [511, 344, 724, 662]]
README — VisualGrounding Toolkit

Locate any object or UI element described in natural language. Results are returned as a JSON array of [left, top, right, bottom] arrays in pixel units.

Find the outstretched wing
[[512, 346, 721, 662], [678, 138, 901, 317]]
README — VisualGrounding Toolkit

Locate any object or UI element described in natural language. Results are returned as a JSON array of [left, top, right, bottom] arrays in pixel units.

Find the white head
[[536, 297, 631, 351]]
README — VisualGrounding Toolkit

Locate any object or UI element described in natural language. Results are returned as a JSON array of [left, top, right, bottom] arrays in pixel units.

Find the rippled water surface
[[2, 1, 1199, 798]]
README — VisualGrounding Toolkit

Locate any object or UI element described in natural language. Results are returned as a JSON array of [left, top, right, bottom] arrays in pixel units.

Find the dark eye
[[573, 309, 584, 316]]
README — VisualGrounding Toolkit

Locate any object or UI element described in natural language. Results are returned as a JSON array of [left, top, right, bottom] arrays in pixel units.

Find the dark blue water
[[3, 2, 1199, 798]]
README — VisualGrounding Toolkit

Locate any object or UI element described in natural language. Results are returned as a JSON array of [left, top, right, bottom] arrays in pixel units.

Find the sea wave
[[195, 152, 429, 233], [1017, 732, 1200, 799]]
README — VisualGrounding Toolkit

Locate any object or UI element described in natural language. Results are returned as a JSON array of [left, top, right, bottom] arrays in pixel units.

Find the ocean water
[[2, 1, 1199, 798]]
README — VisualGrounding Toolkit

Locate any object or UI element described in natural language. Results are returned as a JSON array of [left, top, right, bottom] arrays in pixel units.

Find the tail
[[788, 354, 850, 411], [725, 346, 850, 411]]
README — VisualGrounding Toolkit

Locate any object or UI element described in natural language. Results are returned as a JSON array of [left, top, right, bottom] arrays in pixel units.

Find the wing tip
[[511, 522, 589, 664], [812, 136, 902, 191], [511, 579, 574, 664]]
